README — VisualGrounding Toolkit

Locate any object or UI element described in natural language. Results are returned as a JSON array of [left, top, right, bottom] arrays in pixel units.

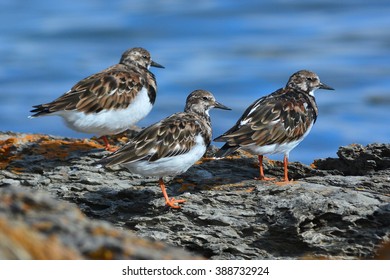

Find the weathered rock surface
[[1, 131, 390, 259], [0, 185, 199, 260]]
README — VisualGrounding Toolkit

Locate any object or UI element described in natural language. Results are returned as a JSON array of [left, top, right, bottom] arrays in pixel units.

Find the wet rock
[[1, 132, 390, 259]]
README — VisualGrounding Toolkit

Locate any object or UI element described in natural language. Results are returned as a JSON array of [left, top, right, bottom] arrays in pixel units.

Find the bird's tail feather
[[29, 105, 50, 118], [214, 143, 239, 158]]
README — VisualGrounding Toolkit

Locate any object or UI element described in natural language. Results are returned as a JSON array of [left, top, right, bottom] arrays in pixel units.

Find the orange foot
[[99, 136, 118, 152], [159, 178, 187, 209], [104, 145, 118, 152], [165, 197, 187, 209], [256, 155, 275, 181]]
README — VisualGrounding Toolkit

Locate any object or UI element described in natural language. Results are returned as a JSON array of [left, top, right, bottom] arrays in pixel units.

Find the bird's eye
[[202, 96, 209, 101]]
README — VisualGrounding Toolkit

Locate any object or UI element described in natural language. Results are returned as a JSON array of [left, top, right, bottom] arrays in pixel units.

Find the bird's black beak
[[319, 82, 334, 90], [214, 101, 231, 110], [151, 60, 165, 68]]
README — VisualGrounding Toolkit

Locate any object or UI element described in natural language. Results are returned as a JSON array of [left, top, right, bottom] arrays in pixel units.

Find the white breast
[[57, 87, 153, 136], [122, 134, 207, 178], [242, 122, 314, 157]]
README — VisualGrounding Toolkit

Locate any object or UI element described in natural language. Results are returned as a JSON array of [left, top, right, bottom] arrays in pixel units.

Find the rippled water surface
[[1, 0, 389, 163]]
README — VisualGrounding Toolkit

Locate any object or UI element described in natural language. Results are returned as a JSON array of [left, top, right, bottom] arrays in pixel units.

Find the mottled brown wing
[[215, 89, 317, 147], [101, 113, 206, 167], [31, 64, 146, 115]]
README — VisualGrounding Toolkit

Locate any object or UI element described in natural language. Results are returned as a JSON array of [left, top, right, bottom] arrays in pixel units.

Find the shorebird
[[30, 47, 164, 151], [214, 70, 334, 182], [98, 89, 231, 208]]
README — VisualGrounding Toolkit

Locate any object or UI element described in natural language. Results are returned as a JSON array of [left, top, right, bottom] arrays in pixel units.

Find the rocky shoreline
[[1, 131, 389, 259]]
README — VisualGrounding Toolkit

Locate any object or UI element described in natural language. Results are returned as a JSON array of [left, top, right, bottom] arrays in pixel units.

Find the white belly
[[242, 122, 314, 157], [122, 134, 207, 178], [57, 87, 153, 136]]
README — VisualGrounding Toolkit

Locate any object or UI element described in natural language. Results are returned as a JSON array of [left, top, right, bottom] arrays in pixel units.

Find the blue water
[[1, 0, 389, 164]]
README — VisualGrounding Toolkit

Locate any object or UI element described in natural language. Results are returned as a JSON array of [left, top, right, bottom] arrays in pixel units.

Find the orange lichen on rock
[[0, 218, 82, 259], [374, 239, 390, 259], [0, 136, 37, 169], [0, 133, 104, 170], [32, 138, 102, 160], [195, 157, 215, 164], [87, 247, 115, 260]]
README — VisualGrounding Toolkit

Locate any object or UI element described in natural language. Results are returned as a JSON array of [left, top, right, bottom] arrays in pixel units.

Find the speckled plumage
[[214, 70, 334, 181], [99, 89, 231, 208], [30, 47, 164, 150]]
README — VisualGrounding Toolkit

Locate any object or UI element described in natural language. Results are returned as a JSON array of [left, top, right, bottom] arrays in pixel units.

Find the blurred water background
[[0, 0, 389, 164]]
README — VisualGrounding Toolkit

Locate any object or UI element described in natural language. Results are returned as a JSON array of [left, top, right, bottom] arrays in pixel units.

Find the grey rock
[[1, 132, 390, 259], [0, 185, 199, 260]]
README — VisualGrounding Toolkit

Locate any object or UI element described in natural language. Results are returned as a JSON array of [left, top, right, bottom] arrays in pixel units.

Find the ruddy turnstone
[[98, 89, 231, 209], [214, 70, 334, 182], [29, 47, 164, 151]]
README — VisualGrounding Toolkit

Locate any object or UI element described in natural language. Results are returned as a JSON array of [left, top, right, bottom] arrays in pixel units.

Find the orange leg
[[159, 178, 186, 209], [275, 154, 293, 185], [283, 154, 289, 182], [99, 136, 117, 152], [255, 155, 275, 181]]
